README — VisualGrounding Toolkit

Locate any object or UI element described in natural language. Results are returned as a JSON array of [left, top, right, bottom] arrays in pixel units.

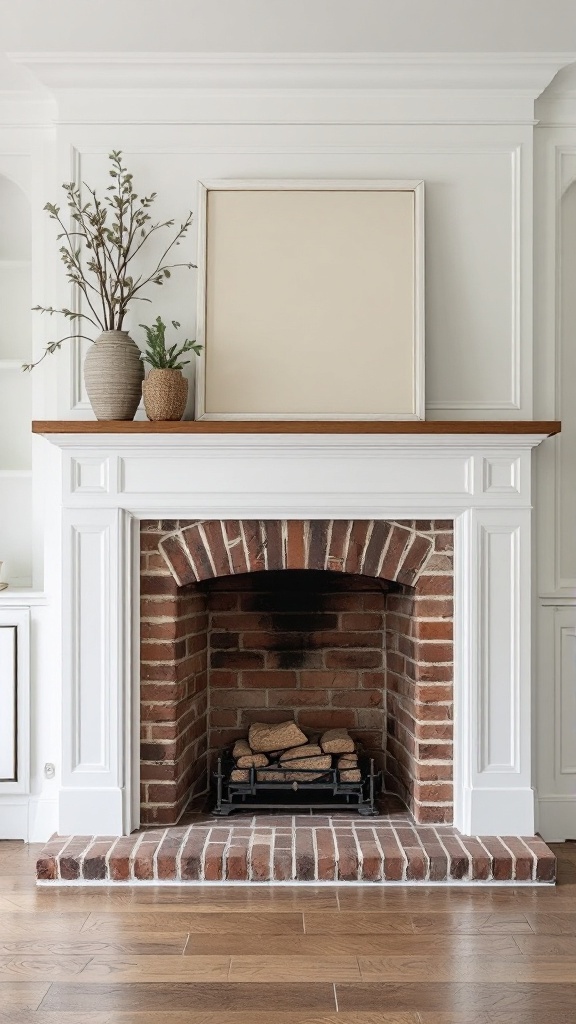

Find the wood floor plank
[[0, 981, 51, 1011], [0, 955, 92, 980], [15, 890, 340, 912], [513, 933, 576, 954], [81, 911, 304, 934], [186, 932, 520, 957], [0, 935, 188, 955], [228, 955, 361, 982], [0, 1012, 420, 1024], [357, 954, 576, 982], [410, 913, 534, 934], [522, 912, 576, 933], [0, 914, 91, 939], [39, 981, 338, 1012], [80, 954, 231, 981], [336, 981, 576, 1013], [304, 912, 414, 934]]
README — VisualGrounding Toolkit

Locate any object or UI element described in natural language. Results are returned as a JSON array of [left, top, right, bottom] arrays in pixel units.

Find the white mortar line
[[238, 521, 251, 573], [498, 836, 518, 882], [153, 828, 169, 879], [54, 834, 76, 881], [175, 824, 194, 881], [196, 523, 218, 577], [324, 519, 334, 569], [352, 824, 364, 882], [77, 835, 96, 880], [358, 519, 375, 574], [128, 831, 147, 881], [389, 823, 408, 881], [217, 520, 234, 574], [311, 826, 319, 883], [371, 826, 385, 882], [200, 826, 214, 882]]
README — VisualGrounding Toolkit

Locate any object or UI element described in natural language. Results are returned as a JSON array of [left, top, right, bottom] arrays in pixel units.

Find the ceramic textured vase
[[83, 330, 144, 421], [142, 368, 189, 421]]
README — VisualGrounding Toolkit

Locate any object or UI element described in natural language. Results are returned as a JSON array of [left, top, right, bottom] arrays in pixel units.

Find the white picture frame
[[195, 179, 424, 420]]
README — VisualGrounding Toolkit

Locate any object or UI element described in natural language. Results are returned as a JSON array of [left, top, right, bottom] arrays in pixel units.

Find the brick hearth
[[37, 812, 555, 884], [140, 518, 454, 826]]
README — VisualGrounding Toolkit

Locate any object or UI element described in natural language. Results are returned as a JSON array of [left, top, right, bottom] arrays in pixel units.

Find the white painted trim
[[194, 178, 425, 421], [11, 51, 574, 94], [537, 795, 576, 842]]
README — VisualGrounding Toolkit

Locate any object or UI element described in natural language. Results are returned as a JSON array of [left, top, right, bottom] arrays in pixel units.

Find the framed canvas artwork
[[195, 179, 424, 420]]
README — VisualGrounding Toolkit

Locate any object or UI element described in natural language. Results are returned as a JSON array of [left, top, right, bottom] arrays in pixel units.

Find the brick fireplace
[[32, 423, 557, 849], [140, 518, 454, 826]]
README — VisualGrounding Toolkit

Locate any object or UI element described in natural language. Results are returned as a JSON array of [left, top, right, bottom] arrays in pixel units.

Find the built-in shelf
[[32, 419, 562, 436], [0, 360, 24, 372], [0, 590, 46, 606]]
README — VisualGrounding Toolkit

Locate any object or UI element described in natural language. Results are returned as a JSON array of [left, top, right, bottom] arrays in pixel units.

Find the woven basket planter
[[84, 330, 144, 421], [143, 368, 188, 421]]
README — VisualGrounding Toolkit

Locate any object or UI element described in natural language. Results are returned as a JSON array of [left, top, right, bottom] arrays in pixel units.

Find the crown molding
[[9, 51, 575, 95]]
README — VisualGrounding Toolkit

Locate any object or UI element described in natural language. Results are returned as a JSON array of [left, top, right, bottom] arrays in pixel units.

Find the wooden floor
[[0, 842, 575, 1023]]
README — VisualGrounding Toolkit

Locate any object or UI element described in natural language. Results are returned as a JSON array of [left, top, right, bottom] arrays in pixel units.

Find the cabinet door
[[0, 626, 17, 781]]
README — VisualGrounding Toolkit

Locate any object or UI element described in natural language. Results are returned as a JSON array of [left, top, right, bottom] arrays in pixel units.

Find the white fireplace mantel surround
[[38, 427, 555, 839]]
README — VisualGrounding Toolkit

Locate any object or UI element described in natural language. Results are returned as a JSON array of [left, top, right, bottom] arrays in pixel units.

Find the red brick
[[325, 650, 383, 669], [180, 827, 210, 880], [307, 519, 330, 570], [285, 519, 306, 569], [326, 519, 349, 570], [416, 574, 453, 595], [316, 828, 336, 881], [361, 520, 392, 576], [295, 829, 315, 880], [335, 832, 360, 881], [241, 670, 298, 688], [217, 521, 243, 575], [344, 521, 371, 574], [201, 521, 232, 578]]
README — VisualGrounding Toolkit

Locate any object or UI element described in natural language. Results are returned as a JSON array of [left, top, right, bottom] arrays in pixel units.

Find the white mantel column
[[454, 506, 534, 836]]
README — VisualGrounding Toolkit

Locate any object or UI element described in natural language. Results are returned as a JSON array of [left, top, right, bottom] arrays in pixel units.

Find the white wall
[[0, 37, 574, 839], [1, 0, 576, 54]]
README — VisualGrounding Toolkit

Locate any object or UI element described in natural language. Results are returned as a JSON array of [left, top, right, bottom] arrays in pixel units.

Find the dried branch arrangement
[[25, 150, 195, 370]]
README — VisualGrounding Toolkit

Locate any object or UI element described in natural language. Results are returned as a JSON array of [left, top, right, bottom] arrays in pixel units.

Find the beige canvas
[[199, 185, 422, 418]]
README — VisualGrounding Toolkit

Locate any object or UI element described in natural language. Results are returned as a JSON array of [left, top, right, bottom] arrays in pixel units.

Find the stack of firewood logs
[[229, 720, 362, 783]]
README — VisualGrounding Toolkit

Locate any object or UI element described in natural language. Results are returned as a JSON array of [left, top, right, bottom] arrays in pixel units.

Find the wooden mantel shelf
[[32, 420, 561, 435]]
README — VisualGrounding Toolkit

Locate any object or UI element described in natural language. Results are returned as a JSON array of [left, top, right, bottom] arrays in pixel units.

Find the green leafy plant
[[24, 150, 196, 370], [141, 316, 202, 370]]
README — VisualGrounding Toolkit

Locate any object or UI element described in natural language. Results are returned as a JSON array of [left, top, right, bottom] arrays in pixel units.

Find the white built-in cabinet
[[0, 173, 32, 588]]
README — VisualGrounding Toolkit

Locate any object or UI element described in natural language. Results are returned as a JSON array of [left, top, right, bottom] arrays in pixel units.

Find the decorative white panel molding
[[478, 521, 520, 772], [0, 627, 16, 781], [482, 457, 521, 494], [60, 507, 134, 836], [0, 607, 30, 796], [71, 456, 111, 494], [557, 619, 576, 775], [536, 605, 576, 841], [68, 520, 110, 772]]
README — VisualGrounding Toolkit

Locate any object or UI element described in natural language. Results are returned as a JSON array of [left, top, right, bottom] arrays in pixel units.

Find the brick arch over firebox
[[159, 519, 435, 589]]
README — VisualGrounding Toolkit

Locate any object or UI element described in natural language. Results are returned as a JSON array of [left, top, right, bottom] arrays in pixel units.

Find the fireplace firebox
[[140, 517, 454, 826]]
